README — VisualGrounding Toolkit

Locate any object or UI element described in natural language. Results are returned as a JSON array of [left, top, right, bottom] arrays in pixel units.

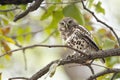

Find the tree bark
[[0, 0, 34, 5]]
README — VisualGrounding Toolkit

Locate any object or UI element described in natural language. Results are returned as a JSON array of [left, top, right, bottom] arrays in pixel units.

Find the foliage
[[0, 0, 119, 80]]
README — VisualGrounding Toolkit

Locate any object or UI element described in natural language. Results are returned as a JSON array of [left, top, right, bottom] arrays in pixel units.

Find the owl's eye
[[67, 19, 73, 24], [60, 21, 65, 26]]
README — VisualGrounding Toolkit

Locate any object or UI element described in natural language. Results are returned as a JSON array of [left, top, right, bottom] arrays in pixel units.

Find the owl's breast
[[65, 32, 89, 52]]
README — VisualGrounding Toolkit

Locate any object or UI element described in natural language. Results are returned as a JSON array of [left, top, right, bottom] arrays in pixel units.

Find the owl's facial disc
[[59, 21, 68, 31], [67, 19, 73, 25]]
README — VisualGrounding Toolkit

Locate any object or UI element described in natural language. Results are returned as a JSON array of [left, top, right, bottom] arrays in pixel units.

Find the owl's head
[[58, 17, 77, 32]]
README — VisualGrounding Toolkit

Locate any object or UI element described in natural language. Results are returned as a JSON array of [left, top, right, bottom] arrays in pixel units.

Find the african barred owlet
[[58, 17, 105, 63]]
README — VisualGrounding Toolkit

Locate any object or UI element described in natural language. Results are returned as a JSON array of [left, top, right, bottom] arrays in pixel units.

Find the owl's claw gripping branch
[[7, 45, 120, 80], [28, 48, 120, 80]]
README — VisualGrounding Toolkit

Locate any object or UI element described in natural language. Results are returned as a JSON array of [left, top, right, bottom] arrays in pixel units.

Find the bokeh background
[[0, 0, 120, 80]]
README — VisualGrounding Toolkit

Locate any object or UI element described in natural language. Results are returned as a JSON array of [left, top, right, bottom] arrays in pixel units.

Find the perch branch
[[29, 48, 120, 80], [8, 47, 120, 80]]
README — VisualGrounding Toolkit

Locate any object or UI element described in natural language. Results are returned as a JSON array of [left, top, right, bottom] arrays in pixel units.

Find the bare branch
[[91, 63, 109, 69], [81, 0, 120, 46], [0, 44, 88, 57], [14, 0, 44, 22], [29, 60, 59, 80], [0, 0, 33, 5], [88, 68, 120, 80], [28, 48, 120, 80], [8, 77, 29, 80], [8, 47, 120, 80], [111, 73, 118, 80]]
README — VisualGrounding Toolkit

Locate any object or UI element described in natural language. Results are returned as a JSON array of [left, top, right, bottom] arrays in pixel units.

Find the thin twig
[[81, 0, 120, 46], [91, 63, 109, 69], [111, 72, 118, 80], [87, 65, 95, 75], [88, 68, 120, 80], [14, 40, 28, 70], [0, 44, 88, 57], [8, 77, 29, 80]]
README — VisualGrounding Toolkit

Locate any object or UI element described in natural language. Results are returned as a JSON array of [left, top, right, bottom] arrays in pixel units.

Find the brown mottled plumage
[[58, 17, 105, 63]]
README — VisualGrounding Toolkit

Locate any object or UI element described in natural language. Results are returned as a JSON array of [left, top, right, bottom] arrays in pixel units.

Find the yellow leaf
[[2, 27, 10, 35], [1, 40, 12, 55], [1, 49, 11, 60], [5, 55, 11, 60], [4, 37, 15, 44], [0, 28, 2, 34], [106, 31, 115, 41]]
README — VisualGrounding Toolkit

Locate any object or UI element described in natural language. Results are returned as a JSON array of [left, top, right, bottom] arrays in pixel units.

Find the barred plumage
[[58, 17, 105, 63]]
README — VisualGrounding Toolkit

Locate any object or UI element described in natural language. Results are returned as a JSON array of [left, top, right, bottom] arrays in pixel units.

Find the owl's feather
[[58, 17, 105, 63]]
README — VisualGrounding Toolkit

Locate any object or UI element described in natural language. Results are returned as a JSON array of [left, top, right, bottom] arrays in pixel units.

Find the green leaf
[[0, 15, 9, 25], [25, 27, 31, 42], [102, 38, 115, 50], [40, 5, 56, 20], [63, 4, 85, 25], [20, 5, 27, 10], [85, 25, 94, 31], [17, 27, 24, 43], [115, 73, 120, 79], [88, 0, 94, 8], [105, 57, 120, 67], [46, 9, 63, 34], [94, 1, 105, 14]]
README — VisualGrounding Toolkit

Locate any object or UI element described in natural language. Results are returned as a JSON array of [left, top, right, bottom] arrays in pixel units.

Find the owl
[[58, 17, 105, 63]]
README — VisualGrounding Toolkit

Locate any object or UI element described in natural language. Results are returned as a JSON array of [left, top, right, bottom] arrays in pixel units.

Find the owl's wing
[[78, 32, 105, 63], [76, 25, 92, 37], [76, 25, 99, 50], [78, 33, 99, 51]]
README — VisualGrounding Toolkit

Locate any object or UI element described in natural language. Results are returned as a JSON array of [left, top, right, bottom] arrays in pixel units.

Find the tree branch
[[8, 47, 120, 80], [0, 0, 33, 5], [28, 48, 120, 80], [81, 0, 120, 46], [14, 0, 44, 22], [8, 77, 29, 80], [111, 72, 118, 80], [88, 68, 120, 80], [0, 44, 88, 57]]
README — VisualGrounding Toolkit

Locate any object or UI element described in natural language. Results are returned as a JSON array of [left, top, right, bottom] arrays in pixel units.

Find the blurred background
[[0, 0, 120, 80]]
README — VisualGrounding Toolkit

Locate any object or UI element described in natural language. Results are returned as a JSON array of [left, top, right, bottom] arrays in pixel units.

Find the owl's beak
[[65, 23, 69, 30]]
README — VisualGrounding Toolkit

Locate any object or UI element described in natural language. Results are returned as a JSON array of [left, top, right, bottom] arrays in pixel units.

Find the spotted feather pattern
[[58, 17, 105, 63]]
